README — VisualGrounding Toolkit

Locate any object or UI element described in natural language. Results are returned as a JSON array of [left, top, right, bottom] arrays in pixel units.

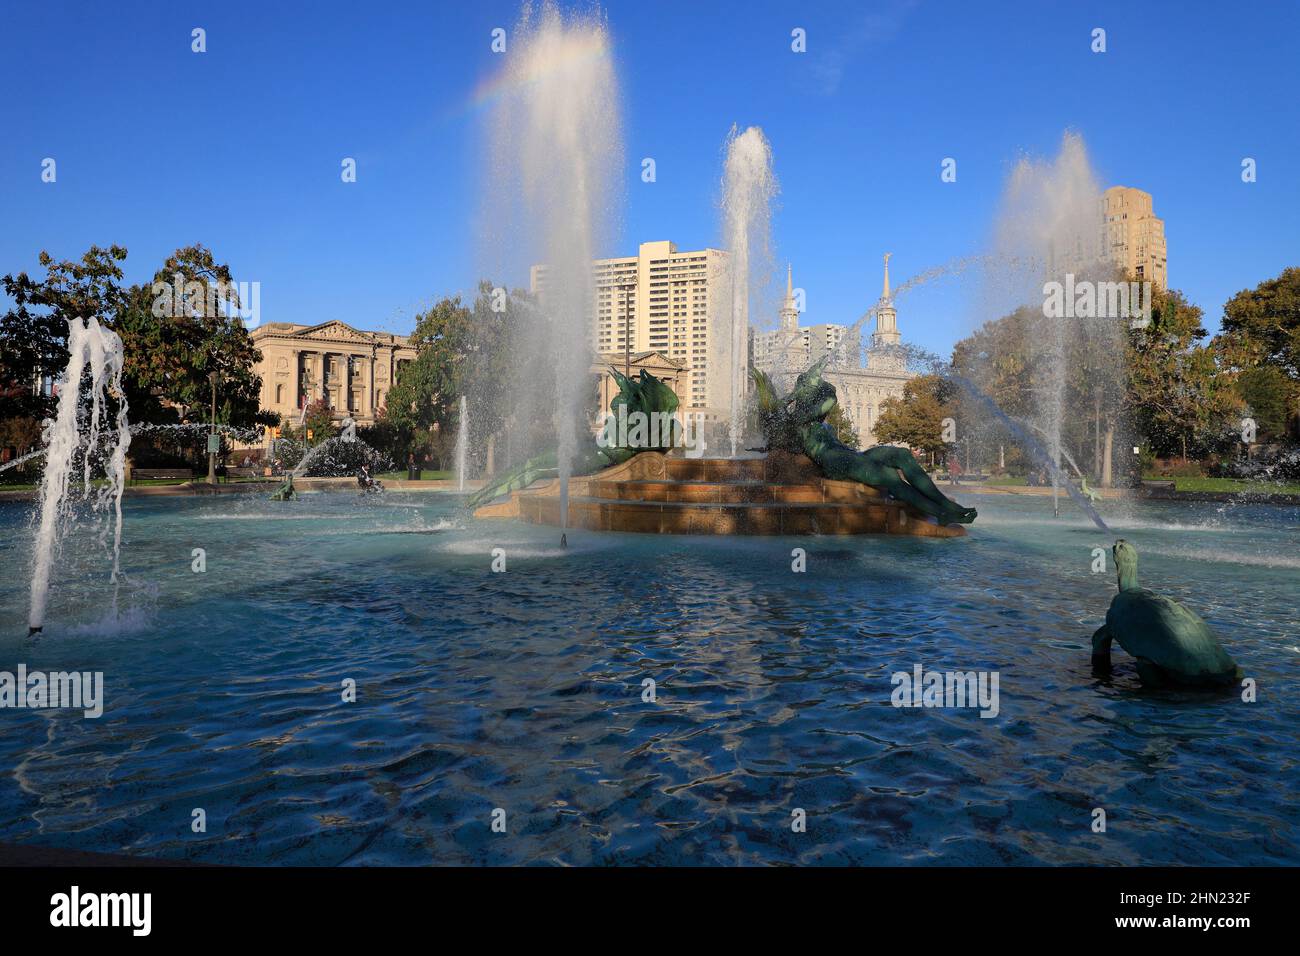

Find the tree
[[825, 402, 859, 448], [0, 245, 129, 423], [1217, 267, 1300, 437], [382, 296, 473, 465], [464, 281, 528, 469], [950, 308, 1037, 475], [1235, 365, 1295, 442], [299, 398, 337, 445], [874, 374, 952, 464], [114, 245, 269, 430], [382, 283, 528, 469], [1125, 287, 1240, 460], [1219, 267, 1300, 379]]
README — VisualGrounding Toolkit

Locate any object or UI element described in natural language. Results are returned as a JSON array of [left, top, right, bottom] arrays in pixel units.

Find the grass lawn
[[1144, 475, 1300, 496], [376, 470, 453, 482], [985, 476, 1029, 486]]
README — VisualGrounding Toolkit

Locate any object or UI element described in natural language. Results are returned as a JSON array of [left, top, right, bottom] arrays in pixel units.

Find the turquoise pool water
[[0, 488, 1296, 865]]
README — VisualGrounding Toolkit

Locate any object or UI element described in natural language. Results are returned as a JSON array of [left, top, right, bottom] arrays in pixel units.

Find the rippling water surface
[[0, 487, 1296, 865]]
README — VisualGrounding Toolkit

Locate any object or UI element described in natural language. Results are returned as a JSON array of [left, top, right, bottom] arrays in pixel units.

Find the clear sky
[[2, 0, 1296, 358]]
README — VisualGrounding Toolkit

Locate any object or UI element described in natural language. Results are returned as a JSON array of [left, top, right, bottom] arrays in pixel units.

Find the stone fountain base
[[473, 451, 965, 537]]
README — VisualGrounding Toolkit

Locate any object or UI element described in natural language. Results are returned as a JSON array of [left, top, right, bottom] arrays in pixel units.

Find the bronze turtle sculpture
[[1091, 539, 1240, 687]]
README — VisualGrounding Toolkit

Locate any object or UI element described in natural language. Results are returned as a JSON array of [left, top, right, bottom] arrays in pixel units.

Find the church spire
[[780, 262, 798, 332], [872, 252, 900, 359]]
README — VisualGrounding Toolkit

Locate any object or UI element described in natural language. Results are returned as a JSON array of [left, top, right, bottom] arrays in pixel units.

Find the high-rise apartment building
[[531, 240, 727, 410], [1100, 186, 1167, 288]]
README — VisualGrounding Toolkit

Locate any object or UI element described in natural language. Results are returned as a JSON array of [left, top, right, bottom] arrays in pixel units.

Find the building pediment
[[295, 320, 376, 343], [595, 349, 686, 371]]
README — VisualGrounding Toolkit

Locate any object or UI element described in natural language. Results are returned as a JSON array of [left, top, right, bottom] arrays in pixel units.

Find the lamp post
[[207, 370, 219, 485]]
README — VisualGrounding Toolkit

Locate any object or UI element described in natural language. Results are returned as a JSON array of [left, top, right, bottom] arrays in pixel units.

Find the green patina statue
[[1091, 539, 1241, 687], [270, 473, 297, 501], [466, 368, 682, 510], [753, 359, 976, 525]]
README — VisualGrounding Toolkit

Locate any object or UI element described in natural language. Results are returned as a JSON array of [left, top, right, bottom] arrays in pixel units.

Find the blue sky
[[2, 0, 1296, 357]]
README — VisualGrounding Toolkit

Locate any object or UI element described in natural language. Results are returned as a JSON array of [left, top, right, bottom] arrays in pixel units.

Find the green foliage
[[951, 307, 1037, 424], [1218, 266, 1300, 379], [357, 418, 412, 464], [382, 295, 471, 463], [115, 245, 270, 431], [1216, 267, 1300, 439], [824, 402, 859, 448], [1126, 287, 1241, 459], [1, 244, 274, 474], [1235, 365, 1295, 441], [874, 374, 952, 461], [300, 398, 337, 445], [380, 281, 537, 469], [1, 245, 129, 422]]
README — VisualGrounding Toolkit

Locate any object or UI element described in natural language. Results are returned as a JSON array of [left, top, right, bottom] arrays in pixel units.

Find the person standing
[[407, 452, 417, 481]]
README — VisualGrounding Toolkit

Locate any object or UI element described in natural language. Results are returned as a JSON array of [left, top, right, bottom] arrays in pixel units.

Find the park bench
[[129, 468, 193, 485], [225, 466, 262, 480]]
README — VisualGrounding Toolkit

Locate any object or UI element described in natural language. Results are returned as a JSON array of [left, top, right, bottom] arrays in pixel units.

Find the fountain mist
[[715, 125, 777, 456], [28, 317, 131, 634], [483, 2, 622, 533], [455, 395, 468, 492], [986, 132, 1116, 512]]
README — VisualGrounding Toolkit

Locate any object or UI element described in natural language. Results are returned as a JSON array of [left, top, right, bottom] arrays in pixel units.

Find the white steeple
[[779, 262, 798, 332], [868, 252, 904, 374], [873, 252, 899, 346]]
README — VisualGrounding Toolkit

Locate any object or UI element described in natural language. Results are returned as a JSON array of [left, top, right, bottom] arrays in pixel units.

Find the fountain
[[715, 125, 777, 456], [27, 317, 131, 635], [470, 366, 972, 537], [0, 448, 47, 474], [289, 433, 386, 480], [482, 2, 622, 540], [987, 132, 1114, 515], [455, 395, 468, 492]]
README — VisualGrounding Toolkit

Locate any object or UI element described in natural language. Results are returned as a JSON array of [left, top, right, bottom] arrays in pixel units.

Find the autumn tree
[[874, 374, 953, 465]]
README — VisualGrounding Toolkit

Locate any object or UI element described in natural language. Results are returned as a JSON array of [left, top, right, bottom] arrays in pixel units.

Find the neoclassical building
[[250, 321, 418, 429], [752, 256, 914, 448], [591, 350, 689, 419]]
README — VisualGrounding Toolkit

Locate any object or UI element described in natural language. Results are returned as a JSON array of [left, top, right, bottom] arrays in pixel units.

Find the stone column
[[297, 350, 310, 408], [341, 355, 351, 413]]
